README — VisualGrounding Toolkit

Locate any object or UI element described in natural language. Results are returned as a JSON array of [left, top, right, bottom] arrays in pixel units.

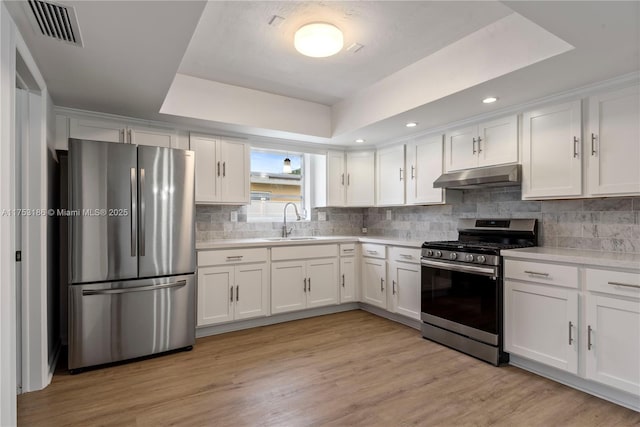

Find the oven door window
[[421, 265, 498, 335]]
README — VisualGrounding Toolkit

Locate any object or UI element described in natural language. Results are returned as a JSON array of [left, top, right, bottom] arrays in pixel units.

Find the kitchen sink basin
[[262, 237, 319, 242]]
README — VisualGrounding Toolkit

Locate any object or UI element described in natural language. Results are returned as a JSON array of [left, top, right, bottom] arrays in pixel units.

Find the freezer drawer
[[68, 274, 195, 370]]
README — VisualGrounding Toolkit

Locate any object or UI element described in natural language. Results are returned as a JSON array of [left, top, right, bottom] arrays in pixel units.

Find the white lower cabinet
[[388, 252, 421, 320], [339, 252, 357, 303], [504, 257, 640, 404], [197, 262, 269, 326], [504, 280, 578, 373], [361, 249, 387, 309], [271, 245, 339, 314]]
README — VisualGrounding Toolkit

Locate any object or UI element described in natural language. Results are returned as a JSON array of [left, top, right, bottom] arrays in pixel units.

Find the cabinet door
[[129, 125, 175, 148], [69, 117, 124, 143], [306, 258, 338, 308], [362, 257, 387, 309], [190, 134, 220, 203], [339, 257, 357, 303], [326, 151, 346, 206], [412, 135, 444, 204], [197, 266, 234, 326], [234, 263, 269, 320], [220, 139, 250, 204], [588, 86, 640, 196], [271, 261, 306, 314], [585, 294, 640, 395], [504, 280, 578, 374], [346, 151, 375, 206], [376, 145, 405, 206], [445, 126, 477, 172], [478, 115, 518, 168], [389, 261, 421, 320], [522, 100, 582, 199]]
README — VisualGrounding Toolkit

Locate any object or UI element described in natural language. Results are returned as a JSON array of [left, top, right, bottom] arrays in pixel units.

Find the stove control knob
[[477, 255, 486, 264], [434, 250, 442, 258], [449, 252, 457, 260], [465, 254, 474, 262], [427, 250, 434, 257]]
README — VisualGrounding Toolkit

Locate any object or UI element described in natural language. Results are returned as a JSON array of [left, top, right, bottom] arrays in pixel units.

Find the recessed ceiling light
[[355, 138, 365, 143], [482, 97, 498, 104], [294, 23, 343, 58], [405, 122, 418, 128]]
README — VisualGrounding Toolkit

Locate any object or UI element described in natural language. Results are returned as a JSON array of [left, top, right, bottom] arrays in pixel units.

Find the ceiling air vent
[[26, 0, 83, 47]]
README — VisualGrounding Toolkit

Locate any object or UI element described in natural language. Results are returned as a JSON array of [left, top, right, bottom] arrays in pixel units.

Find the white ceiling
[[6, 1, 640, 148]]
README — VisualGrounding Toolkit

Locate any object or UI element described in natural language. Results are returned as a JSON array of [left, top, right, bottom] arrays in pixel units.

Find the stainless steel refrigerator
[[67, 139, 196, 371]]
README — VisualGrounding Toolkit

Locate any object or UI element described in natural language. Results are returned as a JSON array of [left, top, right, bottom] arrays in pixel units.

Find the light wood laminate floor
[[18, 310, 640, 426]]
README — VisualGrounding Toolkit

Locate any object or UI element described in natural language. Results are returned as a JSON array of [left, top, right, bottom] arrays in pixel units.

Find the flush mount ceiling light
[[283, 157, 292, 174], [355, 138, 365, 143], [294, 22, 343, 58], [482, 97, 498, 104], [405, 122, 418, 128]]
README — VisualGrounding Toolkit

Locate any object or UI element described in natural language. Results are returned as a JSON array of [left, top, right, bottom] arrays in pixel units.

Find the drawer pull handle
[[587, 325, 593, 350], [367, 250, 378, 255], [524, 270, 549, 277], [608, 281, 640, 289], [400, 254, 413, 259], [568, 321, 574, 345], [226, 255, 243, 261], [342, 249, 354, 253]]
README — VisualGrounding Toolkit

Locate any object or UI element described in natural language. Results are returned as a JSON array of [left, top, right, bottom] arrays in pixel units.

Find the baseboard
[[510, 355, 640, 412], [196, 303, 360, 338], [358, 303, 421, 330]]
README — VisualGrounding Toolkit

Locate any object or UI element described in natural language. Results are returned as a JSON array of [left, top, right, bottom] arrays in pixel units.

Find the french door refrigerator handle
[[139, 168, 146, 256], [82, 280, 187, 296], [130, 168, 137, 257]]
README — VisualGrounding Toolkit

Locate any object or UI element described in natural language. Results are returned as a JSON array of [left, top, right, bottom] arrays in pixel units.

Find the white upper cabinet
[[68, 117, 176, 147], [406, 134, 444, 205], [376, 145, 406, 206], [326, 151, 375, 207], [522, 100, 582, 199], [445, 115, 518, 172], [587, 85, 640, 196], [190, 133, 250, 204]]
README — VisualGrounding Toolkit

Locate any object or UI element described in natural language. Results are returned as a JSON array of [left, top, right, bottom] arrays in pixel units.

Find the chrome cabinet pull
[[477, 136, 483, 153], [139, 168, 146, 256], [399, 168, 403, 181], [410, 165, 415, 180], [341, 173, 344, 185], [230, 286, 234, 302], [591, 133, 597, 156], [130, 167, 137, 257], [217, 161, 221, 177], [226, 255, 243, 261], [587, 325, 593, 350], [573, 136, 580, 158], [568, 321, 574, 345], [608, 281, 640, 289], [120, 129, 125, 143], [308, 277, 311, 292], [367, 250, 378, 255], [400, 254, 413, 259], [472, 137, 477, 155], [304, 278, 307, 292], [342, 248, 354, 253], [392, 280, 396, 295], [347, 174, 350, 186], [524, 270, 549, 277], [380, 278, 384, 292], [236, 285, 239, 301], [223, 161, 226, 177], [128, 129, 133, 144], [342, 274, 345, 288]]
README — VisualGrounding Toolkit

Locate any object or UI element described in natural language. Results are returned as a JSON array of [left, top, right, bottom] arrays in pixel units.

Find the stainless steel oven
[[420, 219, 537, 366]]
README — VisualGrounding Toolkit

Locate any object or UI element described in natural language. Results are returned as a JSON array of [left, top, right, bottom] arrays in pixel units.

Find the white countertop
[[502, 247, 640, 271], [196, 236, 423, 250]]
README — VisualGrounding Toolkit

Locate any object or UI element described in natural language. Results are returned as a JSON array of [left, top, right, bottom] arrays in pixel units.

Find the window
[[248, 149, 308, 222]]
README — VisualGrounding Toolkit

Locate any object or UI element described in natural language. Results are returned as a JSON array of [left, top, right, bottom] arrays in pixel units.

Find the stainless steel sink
[[262, 237, 318, 242]]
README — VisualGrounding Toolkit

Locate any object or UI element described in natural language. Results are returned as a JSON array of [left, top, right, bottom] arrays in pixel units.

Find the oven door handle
[[421, 259, 497, 277]]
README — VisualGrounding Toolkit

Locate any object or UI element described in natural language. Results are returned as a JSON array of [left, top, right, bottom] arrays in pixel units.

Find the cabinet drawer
[[340, 243, 357, 257], [362, 243, 385, 259], [198, 248, 268, 266], [586, 268, 640, 298], [388, 247, 421, 264], [504, 259, 578, 289], [271, 244, 338, 261]]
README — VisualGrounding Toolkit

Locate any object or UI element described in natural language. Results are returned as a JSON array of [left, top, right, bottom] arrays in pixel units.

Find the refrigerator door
[[68, 274, 195, 370], [69, 139, 138, 283], [137, 146, 195, 278]]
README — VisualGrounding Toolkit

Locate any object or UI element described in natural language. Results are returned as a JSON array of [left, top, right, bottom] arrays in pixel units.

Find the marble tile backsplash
[[196, 187, 640, 253]]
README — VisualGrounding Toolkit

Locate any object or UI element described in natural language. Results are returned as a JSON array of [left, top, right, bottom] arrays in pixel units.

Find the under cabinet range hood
[[433, 164, 521, 189]]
